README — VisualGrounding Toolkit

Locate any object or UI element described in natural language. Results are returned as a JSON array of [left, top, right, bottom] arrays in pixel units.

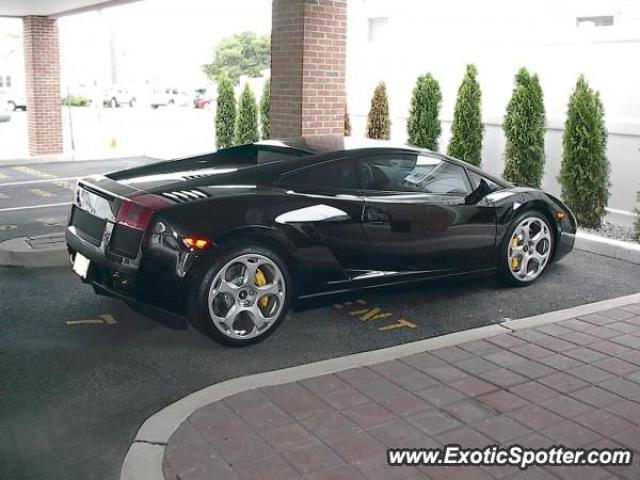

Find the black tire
[[189, 243, 292, 347], [8, 101, 17, 112], [498, 210, 554, 286], [110, 98, 118, 108]]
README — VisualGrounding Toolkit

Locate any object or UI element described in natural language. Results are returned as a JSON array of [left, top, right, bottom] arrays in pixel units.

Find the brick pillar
[[23, 16, 63, 156], [271, 0, 347, 138]]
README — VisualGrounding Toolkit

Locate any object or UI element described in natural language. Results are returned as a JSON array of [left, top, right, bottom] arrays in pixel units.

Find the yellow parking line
[[30, 188, 56, 198], [66, 319, 104, 325], [348, 308, 370, 317], [0, 225, 17, 231], [13, 166, 56, 179], [67, 314, 117, 326], [361, 307, 382, 321], [356, 299, 367, 305], [52, 180, 76, 191], [101, 314, 117, 325], [379, 319, 419, 332]]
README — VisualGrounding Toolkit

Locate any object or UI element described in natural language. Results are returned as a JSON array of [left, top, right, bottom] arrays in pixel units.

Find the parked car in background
[[1, 91, 26, 111], [193, 87, 206, 107], [66, 136, 576, 347], [150, 88, 191, 109], [103, 86, 136, 108], [194, 87, 216, 109]]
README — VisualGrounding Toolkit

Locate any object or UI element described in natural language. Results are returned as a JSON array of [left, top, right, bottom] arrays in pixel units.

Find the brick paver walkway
[[163, 303, 640, 480]]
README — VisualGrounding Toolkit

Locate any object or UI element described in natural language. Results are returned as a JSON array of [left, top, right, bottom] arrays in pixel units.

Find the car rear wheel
[[499, 211, 554, 286], [191, 245, 291, 346], [110, 98, 118, 108]]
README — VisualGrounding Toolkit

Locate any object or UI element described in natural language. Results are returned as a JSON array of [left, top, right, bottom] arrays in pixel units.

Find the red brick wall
[[271, 0, 347, 138], [23, 16, 63, 156]]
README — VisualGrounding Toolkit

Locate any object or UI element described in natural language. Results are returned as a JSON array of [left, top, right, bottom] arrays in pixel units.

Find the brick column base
[[23, 16, 63, 156], [271, 0, 347, 138]]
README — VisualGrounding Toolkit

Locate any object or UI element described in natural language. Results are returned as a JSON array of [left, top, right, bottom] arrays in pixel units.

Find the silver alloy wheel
[[507, 216, 552, 282], [207, 253, 286, 340]]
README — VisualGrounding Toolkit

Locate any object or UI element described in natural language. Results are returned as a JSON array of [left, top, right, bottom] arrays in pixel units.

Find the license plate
[[73, 252, 91, 279]]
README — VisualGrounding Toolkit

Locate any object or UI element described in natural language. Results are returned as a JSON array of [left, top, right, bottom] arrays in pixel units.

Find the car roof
[[257, 135, 421, 156]]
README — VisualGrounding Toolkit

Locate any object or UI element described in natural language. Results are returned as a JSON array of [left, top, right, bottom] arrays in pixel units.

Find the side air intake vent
[[162, 189, 208, 203]]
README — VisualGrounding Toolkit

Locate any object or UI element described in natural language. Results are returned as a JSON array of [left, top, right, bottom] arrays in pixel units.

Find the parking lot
[[1, 159, 639, 480]]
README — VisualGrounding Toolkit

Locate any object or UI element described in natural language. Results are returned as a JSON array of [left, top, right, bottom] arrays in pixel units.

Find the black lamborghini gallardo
[[66, 136, 576, 346]]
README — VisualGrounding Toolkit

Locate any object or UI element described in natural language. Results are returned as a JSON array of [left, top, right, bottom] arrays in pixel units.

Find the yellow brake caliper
[[511, 236, 520, 271], [255, 268, 269, 307]]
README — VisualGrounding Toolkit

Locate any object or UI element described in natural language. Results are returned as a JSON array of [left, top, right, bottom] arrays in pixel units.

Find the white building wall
[[347, 0, 640, 226]]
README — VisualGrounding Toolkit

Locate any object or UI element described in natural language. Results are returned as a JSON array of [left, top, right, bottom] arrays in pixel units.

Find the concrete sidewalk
[[159, 300, 640, 480]]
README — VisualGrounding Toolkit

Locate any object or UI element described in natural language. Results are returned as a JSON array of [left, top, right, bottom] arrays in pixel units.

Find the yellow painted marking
[[67, 314, 117, 326], [348, 308, 370, 317], [356, 299, 367, 305], [52, 180, 77, 191], [343, 301, 353, 306], [30, 188, 56, 198], [0, 192, 9, 199], [334, 304, 344, 310], [378, 319, 419, 332], [371, 312, 393, 321], [0, 224, 17, 231], [101, 314, 117, 325], [13, 166, 56, 179], [361, 307, 382, 321], [66, 319, 104, 325]]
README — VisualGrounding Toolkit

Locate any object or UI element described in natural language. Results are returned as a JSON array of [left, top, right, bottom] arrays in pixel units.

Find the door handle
[[366, 208, 390, 225]]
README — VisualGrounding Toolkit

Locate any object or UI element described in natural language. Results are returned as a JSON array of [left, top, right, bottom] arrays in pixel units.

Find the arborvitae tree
[[407, 73, 442, 150], [259, 79, 270, 140], [235, 84, 259, 145], [344, 103, 352, 136], [215, 73, 236, 149], [447, 64, 483, 166], [502, 68, 546, 188], [366, 82, 391, 140], [559, 75, 609, 228]]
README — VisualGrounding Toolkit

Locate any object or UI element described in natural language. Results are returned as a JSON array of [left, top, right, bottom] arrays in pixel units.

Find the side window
[[467, 170, 499, 192], [360, 155, 471, 195], [280, 159, 359, 191]]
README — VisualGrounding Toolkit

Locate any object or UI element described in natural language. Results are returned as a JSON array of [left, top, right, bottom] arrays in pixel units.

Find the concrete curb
[[120, 292, 640, 480], [575, 231, 640, 265], [0, 233, 68, 268]]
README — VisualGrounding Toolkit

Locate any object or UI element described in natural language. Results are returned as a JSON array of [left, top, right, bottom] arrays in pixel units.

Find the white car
[[150, 88, 191, 109], [103, 86, 136, 108]]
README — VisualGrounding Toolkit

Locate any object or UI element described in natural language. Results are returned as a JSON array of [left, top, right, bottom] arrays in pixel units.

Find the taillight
[[115, 194, 171, 231]]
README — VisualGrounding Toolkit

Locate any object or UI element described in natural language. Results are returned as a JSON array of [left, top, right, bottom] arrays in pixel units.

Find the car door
[[359, 152, 496, 277], [276, 157, 375, 285]]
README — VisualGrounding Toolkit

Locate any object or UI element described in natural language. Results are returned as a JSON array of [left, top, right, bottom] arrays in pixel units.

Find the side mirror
[[465, 178, 491, 205]]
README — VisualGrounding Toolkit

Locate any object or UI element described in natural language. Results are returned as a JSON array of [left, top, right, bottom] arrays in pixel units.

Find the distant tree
[[215, 73, 236, 149], [447, 64, 483, 166], [559, 75, 610, 228], [407, 73, 442, 150], [502, 68, 546, 188], [344, 102, 352, 136], [202, 32, 270, 84], [366, 82, 390, 140], [236, 84, 259, 145], [260, 79, 270, 139]]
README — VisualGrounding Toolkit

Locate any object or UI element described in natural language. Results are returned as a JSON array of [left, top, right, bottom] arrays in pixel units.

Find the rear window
[[205, 144, 309, 166]]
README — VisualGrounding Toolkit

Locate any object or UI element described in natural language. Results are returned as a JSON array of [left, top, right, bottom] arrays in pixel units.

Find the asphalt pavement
[[1, 250, 640, 480], [0, 158, 158, 242]]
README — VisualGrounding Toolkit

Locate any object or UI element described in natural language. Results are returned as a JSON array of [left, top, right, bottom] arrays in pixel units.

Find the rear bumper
[[66, 226, 191, 315]]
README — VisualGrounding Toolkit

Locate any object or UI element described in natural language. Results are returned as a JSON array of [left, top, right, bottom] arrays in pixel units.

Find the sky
[[0, 0, 272, 92]]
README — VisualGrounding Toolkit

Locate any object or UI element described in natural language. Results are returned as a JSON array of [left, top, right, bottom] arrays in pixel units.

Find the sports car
[[66, 136, 576, 346]]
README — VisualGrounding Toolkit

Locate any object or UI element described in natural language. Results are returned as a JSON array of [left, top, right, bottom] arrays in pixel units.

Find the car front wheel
[[191, 245, 291, 346], [499, 212, 554, 286]]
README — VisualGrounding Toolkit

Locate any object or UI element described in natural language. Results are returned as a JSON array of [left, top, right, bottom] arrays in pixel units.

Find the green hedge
[[260, 80, 270, 140], [447, 64, 483, 166], [407, 73, 442, 150], [215, 73, 236, 149], [559, 75, 610, 228], [366, 82, 390, 140], [236, 84, 259, 145], [502, 68, 546, 188]]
